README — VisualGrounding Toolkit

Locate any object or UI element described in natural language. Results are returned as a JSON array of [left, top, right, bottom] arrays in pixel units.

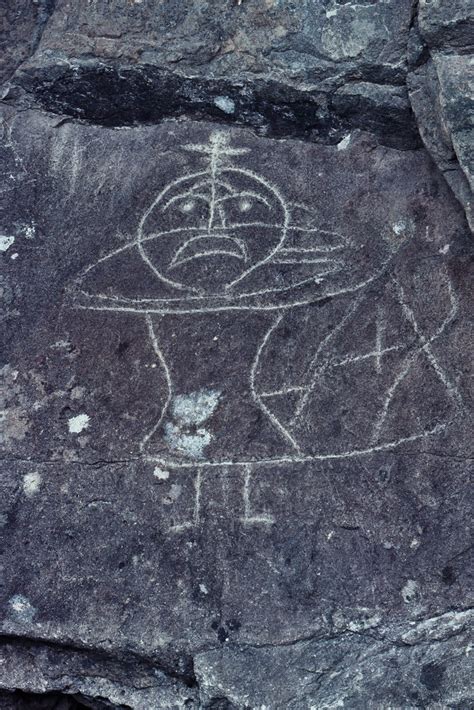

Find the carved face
[[137, 169, 288, 294]]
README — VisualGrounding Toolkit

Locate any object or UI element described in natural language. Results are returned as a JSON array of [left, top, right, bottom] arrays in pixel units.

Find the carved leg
[[240, 464, 275, 526]]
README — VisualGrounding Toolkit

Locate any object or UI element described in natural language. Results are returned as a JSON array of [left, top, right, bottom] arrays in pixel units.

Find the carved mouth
[[169, 234, 248, 269]]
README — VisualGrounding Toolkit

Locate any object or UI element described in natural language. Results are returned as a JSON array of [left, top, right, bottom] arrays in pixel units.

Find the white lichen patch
[[22, 223, 36, 240], [333, 607, 382, 632], [22, 471, 41, 497], [392, 219, 414, 239], [163, 482, 184, 506], [8, 594, 36, 623], [0, 366, 31, 446], [214, 96, 236, 114], [171, 389, 221, 426], [50, 340, 71, 350], [0, 235, 15, 252], [384, 217, 414, 247], [163, 483, 182, 505], [164, 389, 220, 459], [401, 579, 420, 604], [164, 422, 211, 459], [153, 466, 170, 480], [0, 406, 29, 444], [337, 133, 352, 151], [393, 220, 406, 235], [68, 413, 90, 434]]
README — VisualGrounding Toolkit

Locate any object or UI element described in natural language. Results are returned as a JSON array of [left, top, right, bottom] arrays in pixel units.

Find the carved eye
[[218, 192, 273, 226], [180, 200, 196, 213]]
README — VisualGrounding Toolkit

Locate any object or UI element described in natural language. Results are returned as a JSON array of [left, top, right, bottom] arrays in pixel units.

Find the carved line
[[261, 385, 307, 398], [73, 266, 336, 307], [241, 464, 275, 525], [194, 467, 202, 525], [331, 344, 404, 370], [137, 240, 200, 294], [137, 170, 209, 237], [185, 178, 239, 197], [217, 191, 273, 210], [250, 313, 304, 456], [258, 345, 405, 401], [272, 257, 343, 266], [139, 314, 173, 454], [375, 310, 385, 375], [370, 272, 460, 445], [74, 218, 323, 300], [77, 223, 286, 284], [163, 192, 213, 211], [170, 248, 247, 269], [143, 423, 447, 469], [183, 138, 249, 159], [221, 168, 290, 289], [290, 292, 366, 425], [73, 260, 391, 312], [208, 138, 218, 229], [279, 242, 346, 252], [170, 234, 249, 267], [395, 275, 461, 406]]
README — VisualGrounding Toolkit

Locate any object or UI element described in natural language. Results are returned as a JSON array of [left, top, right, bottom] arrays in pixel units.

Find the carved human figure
[[71, 131, 460, 523]]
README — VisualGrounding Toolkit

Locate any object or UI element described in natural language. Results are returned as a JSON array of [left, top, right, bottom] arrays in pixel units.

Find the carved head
[[75, 131, 403, 311], [137, 135, 289, 295]]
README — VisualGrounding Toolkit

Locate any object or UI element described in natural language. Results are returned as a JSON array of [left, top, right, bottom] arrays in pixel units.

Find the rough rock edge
[[0, 0, 57, 86], [0, 609, 472, 708], [0, 0, 418, 150], [406, 1, 473, 230], [30, 1, 57, 65], [1, 0, 471, 230], [1, 57, 420, 152]]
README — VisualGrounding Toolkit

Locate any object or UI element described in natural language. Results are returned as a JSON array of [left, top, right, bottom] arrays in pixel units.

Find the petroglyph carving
[[70, 131, 461, 526]]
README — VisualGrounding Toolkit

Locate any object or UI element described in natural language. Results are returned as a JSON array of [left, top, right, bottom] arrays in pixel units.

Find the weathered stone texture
[[0, 0, 55, 85], [417, 0, 473, 49], [407, 0, 474, 228], [3, 1, 471, 225], [0, 1, 473, 708], [5, 0, 419, 147]]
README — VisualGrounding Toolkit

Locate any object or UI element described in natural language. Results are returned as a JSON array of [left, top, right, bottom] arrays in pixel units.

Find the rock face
[[407, 0, 474, 228], [0, 2, 473, 709], [5, 0, 419, 147], [0, 1, 55, 85]]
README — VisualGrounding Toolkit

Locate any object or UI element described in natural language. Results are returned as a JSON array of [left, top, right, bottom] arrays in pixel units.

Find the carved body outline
[[69, 131, 462, 525]]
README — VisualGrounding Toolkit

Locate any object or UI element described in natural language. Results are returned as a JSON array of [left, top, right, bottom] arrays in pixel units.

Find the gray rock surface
[[1, 2, 473, 709], [407, 0, 474, 228], [3, 0, 472, 225], [4, 0, 420, 147], [0, 1, 54, 85]]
